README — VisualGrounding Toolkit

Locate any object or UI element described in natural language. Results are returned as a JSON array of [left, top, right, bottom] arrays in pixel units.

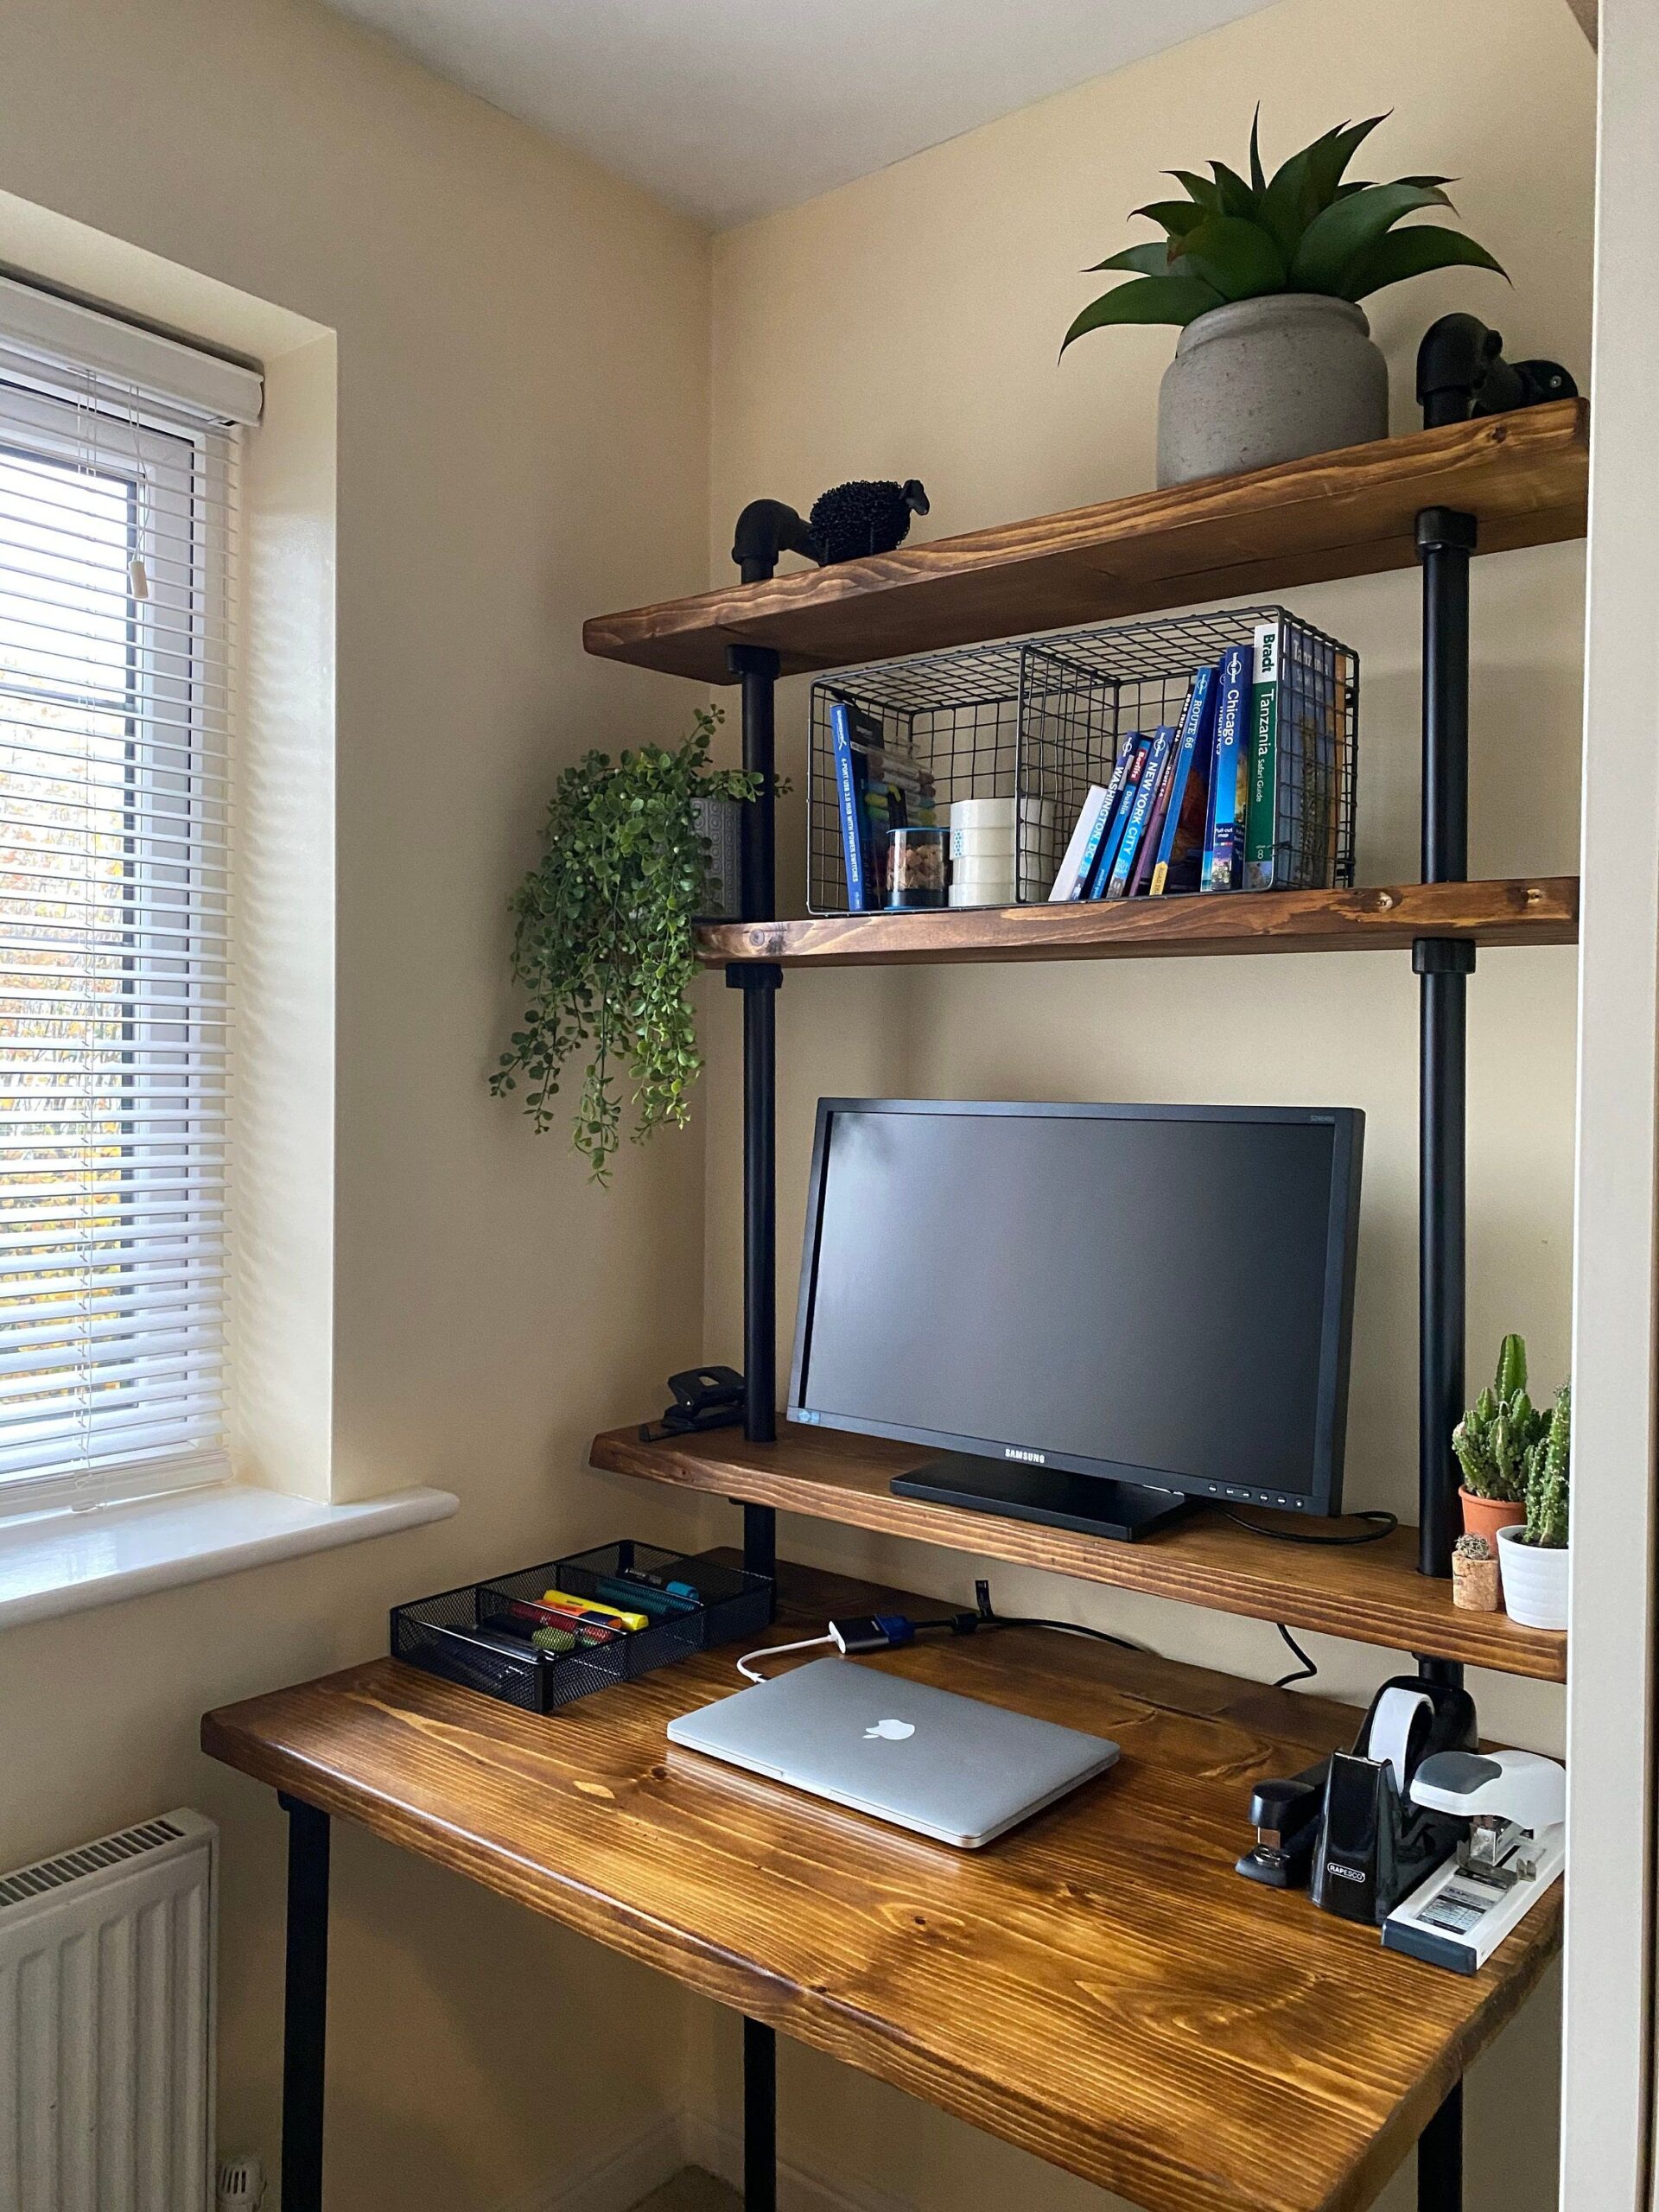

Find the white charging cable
[[736, 1632, 835, 1684]]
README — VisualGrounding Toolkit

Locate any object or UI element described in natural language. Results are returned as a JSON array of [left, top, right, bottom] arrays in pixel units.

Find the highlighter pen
[[541, 1586, 650, 1632], [592, 1575, 697, 1618], [494, 1596, 621, 1645]]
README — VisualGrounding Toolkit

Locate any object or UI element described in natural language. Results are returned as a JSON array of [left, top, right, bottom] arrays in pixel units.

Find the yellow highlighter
[[541, 1586, 650, 1633]]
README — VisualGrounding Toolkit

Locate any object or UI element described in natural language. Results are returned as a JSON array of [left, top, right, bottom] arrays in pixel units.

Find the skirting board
[[494, 2107, 913, 2212], [492, 2111, 683, 2212], [682, 2110, 914, 2212]]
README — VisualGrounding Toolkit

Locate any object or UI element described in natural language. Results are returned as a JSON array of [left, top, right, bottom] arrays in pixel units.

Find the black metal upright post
[[1414, 506, 1476, 2212], [278, 1794, 331, 2212], [1414, 506, 1477, 1584], [1418, 2082, 1464, 2212], [728, 643, 782, 1588], [728, 641, 782, 2209]]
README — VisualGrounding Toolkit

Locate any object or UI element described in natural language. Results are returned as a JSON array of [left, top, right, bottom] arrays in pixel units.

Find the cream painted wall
[[0, 1, 718, 2205], [698, 0, 1592, 2203]]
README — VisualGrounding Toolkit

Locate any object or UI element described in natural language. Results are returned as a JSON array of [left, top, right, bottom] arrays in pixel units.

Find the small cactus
[[1453, 1532, 1493, 1561], [1453, 1336, 1547, 1502], [1497, 1332, 1529, 1403], [1522, 1383, 1571, 1549]]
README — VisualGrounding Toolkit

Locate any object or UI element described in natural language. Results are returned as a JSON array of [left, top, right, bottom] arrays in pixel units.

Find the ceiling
[[323, 0, 1281, 231]]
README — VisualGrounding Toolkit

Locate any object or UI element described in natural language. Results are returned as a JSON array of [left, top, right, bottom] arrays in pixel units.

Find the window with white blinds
[[0, 319, 241, 1512]]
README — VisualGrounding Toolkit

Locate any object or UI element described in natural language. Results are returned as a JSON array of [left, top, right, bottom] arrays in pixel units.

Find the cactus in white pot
[[1496, 1384, 1570, 1632]]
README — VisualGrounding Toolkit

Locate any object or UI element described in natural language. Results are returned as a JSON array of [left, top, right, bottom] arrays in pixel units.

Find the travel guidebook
[[831, 696, 938, 909]]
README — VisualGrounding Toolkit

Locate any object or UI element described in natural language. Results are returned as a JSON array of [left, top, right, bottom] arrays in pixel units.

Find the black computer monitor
[[788, 1098, 1363, 1541]]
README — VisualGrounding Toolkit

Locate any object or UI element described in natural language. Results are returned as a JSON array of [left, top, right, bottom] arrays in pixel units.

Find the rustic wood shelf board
[[696, 875, 1580, 969], [203, 1555, 1558, 2212], [590, 1427, 1567, 1683], [586, 403, 1588, 683]]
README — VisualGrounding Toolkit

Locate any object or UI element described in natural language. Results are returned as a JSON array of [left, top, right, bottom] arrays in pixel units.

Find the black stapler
[[1237, 1674, 1478, 1923], [639, 1366, 746, 1444]]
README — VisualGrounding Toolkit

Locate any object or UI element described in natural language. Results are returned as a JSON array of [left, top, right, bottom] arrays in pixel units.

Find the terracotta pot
[[1459, 1487, 1527, 1554], [1497, 1526, 1570, 1632]]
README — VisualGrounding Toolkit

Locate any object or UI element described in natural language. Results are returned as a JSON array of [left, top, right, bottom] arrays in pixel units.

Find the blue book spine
[[1203, 643, 1254, 892], [830, 701, 868, 911], [1148, 666, 1217, 893], [1104, 725, 1174, 898], [1069, 782, 1123, 899], [1086, 735, 1149, 898]]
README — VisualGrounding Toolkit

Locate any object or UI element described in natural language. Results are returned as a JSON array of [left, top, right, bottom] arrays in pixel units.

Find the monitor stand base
[[890, 1454, 1198, 1542]]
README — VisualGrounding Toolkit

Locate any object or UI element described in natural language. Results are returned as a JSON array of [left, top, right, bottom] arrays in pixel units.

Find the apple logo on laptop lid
[[865, 1718, 916, 1741]]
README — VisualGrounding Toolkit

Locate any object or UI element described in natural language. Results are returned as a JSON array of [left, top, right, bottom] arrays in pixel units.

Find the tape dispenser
[[1237, 1675, 1477, 1924]]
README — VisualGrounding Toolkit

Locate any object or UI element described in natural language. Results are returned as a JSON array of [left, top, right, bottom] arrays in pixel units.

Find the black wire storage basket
[[391, 1542, 772, 1714], [807, 605, 1357, 913]]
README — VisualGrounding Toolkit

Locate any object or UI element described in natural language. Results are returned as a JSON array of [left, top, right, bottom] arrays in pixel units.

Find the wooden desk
[[202, 1556, 1559, 2212]]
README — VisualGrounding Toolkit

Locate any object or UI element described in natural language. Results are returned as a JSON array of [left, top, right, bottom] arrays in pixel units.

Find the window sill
[[0, 1481, 459, 1629]]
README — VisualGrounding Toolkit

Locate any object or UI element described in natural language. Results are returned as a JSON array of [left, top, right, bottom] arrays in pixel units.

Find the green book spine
[[1243, 619, 1282, 891]]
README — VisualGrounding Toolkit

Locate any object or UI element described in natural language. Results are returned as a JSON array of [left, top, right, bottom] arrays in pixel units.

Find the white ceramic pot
[[1156, 294, 1389, 488], [1496, 1524, 1570, 1631]]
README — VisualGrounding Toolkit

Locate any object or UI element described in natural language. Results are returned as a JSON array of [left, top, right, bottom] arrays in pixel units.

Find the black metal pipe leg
[[1418, 2081, 1463, 2212], [729, 639, 783, 1610], [279, 1794, 331, 2212], [743, 2018, 778, 2211], [1414, 505, 1477, 1580], [1416, 950, 1469, 1574]]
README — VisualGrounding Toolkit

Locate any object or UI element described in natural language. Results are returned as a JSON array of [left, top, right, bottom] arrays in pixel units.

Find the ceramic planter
[[1156, 295, 1389, 488], [1459, 1486, 1528, 1554], [692, 793, 742, 918], [1497, 1525, 1570, 1631]]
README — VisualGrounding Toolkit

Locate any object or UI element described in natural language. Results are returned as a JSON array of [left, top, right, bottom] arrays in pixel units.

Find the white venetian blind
[[0, 294, 256, 1512]]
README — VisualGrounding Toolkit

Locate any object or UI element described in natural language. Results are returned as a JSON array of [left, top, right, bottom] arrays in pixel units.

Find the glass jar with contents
[[886, 824, 949, 909]]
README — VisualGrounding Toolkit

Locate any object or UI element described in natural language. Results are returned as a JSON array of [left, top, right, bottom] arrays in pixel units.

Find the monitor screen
[[789, 1100, 1362, 1511]]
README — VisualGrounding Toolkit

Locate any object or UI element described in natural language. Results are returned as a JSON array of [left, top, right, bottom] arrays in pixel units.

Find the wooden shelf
[[586, 402, 1588, 683], [590, 1425, 1567, 1683], [696, 875, 1579, 969], [205, 1552, 1560, 2212]]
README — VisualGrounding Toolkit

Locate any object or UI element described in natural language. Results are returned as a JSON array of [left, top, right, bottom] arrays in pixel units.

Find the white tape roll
[[949, 825, 1016, 859], [946, 794, 1056, 830], [1366, 1685, 1432, 1795], [950, 858, 1020, 885], [949, 883, 1016, 908]]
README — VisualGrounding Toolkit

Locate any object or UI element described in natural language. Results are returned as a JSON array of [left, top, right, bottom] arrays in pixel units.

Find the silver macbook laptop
[[665, 1656, 1119, 1848]]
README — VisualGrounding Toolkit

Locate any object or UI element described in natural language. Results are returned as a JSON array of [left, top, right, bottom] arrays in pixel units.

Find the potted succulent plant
[[492, 707, 760, 1180], [1451, 1533, 1498, 1615], [1497, 1384, 1571, 1633], [1062, 112, 1505, 486], [1452, 1333, 1541, 1553]]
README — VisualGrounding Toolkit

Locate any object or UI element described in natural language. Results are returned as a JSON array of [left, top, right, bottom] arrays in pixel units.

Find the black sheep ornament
[[808, 478, 930, 564]]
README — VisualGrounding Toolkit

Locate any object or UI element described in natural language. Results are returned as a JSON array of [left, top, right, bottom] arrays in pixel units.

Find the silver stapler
[[1382, 1748, 1566, 1974]]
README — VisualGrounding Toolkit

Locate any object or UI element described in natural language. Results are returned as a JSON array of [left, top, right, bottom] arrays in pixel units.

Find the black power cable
[[1221, 1508, 1398, 1548], [1273, 1622, 1319, 1690]]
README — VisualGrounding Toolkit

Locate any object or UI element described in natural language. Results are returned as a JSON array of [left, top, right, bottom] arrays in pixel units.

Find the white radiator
[[0, 1809, 217, 2212]]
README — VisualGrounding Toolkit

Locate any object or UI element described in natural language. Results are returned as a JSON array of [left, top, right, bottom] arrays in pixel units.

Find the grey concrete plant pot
[[1156, 294, 1389, 488]]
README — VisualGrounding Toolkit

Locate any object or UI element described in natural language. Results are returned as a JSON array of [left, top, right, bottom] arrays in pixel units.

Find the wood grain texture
[[589, 1427, 1567, 1684], [695, 876, 1579, 969], [201, 1554, 1559, 2212], [584, 403, 1589, 683]]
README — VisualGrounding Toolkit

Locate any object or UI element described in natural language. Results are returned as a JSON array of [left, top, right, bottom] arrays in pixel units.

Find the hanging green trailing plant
[[493, 707, 760, 1180], [1061, 111, 1505, 352]]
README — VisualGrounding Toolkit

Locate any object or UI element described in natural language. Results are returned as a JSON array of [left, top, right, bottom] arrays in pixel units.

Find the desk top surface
[[201, 1554, 1559, 2212]]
